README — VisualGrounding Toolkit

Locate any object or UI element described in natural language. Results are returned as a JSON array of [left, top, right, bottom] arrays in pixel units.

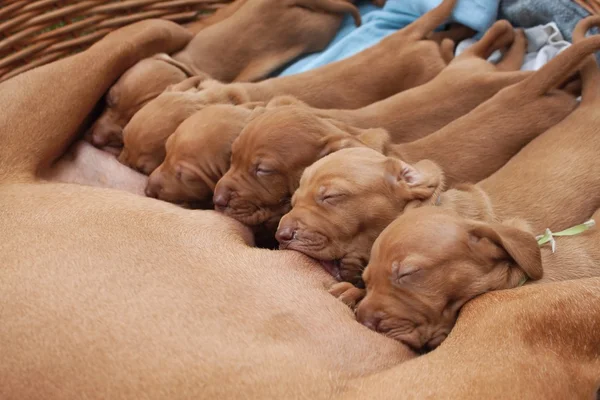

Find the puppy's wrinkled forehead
[[375, 208, 470, 263], [234, 107, 332, 151], [300, 147, 389, 189]]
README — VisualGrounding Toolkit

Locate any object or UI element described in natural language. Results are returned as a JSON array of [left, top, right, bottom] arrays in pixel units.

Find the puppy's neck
[[536, 223, 600, 284], [438, 184, 496, 222]]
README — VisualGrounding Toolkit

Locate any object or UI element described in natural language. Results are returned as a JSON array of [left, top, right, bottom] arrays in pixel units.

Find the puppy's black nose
[[275, 226, 296, 244]]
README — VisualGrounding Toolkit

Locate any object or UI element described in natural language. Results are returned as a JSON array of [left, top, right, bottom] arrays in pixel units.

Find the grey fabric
[[499, 0, 589, 41]]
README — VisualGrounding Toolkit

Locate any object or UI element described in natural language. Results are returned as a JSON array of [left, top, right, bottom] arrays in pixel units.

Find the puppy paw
[[328, 282, 366, 308]]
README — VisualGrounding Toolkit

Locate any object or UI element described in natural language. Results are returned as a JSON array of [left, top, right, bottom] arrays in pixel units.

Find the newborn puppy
[[120, 0, 463, 169], [118, 87, 207, 174], [146, 104, 256, 207], [90, 0, 365, 149], [355, 207, 543, 351], [277, 148, 444, 284], [88, 57, 207, 151], [356, 206, 599, 352]]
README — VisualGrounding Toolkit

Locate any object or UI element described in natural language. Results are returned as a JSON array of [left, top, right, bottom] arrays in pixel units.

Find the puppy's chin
[[387, 321, 449, 353], [226, 202, 288, 229]]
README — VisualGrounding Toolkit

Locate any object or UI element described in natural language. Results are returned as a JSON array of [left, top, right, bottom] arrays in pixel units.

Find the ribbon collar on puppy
[[536, 219, 596, 253], [517, 219, 595, 287]]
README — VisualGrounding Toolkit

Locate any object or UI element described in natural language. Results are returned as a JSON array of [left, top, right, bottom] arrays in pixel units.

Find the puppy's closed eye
[[256, 166, 275, 177], [319, 192, 346, 205], [175, 164, 202, 183], [391, 261, 421, 284], [105, 92, 117, 108]]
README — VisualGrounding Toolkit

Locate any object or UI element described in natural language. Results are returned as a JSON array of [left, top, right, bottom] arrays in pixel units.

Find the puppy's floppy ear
[[265, 96, 308, 109], [355, 128, 391, 154], [467, 220, 543, 287], [384, 158, 444, 202], [318, 119, 391, 157], [152, 53, 199, 78], [318, 134, 358, 159]]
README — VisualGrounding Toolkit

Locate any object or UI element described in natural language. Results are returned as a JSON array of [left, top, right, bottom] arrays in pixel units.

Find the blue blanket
[[277, 0, 500, 77]]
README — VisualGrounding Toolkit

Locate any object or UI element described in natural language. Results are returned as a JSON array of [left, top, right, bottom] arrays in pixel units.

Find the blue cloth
[[277, 0, 500, 77]]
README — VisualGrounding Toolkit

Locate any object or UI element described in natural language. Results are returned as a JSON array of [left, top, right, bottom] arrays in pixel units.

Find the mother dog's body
[[0, 19, 599, 400]]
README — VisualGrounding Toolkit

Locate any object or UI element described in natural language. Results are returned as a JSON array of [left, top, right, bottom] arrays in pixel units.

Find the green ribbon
[[536, 219, 596, 253], [516, 219, 597, 288]]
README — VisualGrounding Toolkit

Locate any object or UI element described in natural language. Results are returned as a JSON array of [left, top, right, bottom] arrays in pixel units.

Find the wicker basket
[[0, 0, 232, 82]]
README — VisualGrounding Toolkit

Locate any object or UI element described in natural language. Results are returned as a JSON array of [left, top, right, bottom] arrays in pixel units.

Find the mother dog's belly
[[0, 183, 412, 399]]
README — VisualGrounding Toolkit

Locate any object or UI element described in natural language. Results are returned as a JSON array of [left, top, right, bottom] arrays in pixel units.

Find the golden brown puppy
[[119, 0, 465, 172], [146, 104, 258, 207], [276, 147, 444, 284], [355, 207, 599, 352], [352, 18, 600, 351], [89, 0, 365, 149]]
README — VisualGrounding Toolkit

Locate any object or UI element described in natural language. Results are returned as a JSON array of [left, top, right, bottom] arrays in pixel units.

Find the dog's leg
[[439, 38, 456, 64], [0, 20, 191, 180], [427, 23, 475, 45], [496, 29, 527, 72], [573, 16, 600, 103], [403, 0, 458, 41], [520, 34, 600, 96], [461, 20, 515, 61]]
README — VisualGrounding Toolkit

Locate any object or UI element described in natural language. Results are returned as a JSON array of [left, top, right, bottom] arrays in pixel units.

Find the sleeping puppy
[[118, 86, 211, 174], [276, 147, 446, 284], [119, 0, 466, 172], [354, 207, 598, 352], [89, 0, 365, 150], [145, 103, 258, 207]]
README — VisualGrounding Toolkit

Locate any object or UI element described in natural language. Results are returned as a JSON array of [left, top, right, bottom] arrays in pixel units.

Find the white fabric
[[455, 22, 571, 71]]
